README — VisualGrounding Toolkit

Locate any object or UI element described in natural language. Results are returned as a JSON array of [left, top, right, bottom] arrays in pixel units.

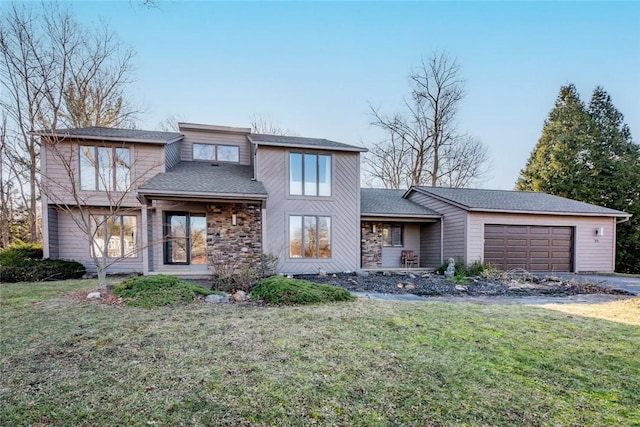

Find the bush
[[113, 275, 212, 308], [0, 242, 43, 266], [252, 276, 355, 305], [0, 258, 85, 283]]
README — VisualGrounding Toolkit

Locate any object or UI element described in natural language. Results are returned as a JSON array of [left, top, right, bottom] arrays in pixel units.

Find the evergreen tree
[[517, 85, 640, 273]]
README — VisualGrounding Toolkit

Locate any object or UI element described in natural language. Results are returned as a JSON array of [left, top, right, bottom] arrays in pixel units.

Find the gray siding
[[407, 192, 468, 262], [381, 223, 420, 268], [47, 206, 59, 259], [256, 146, 361, 274], [467, 212, 617, 272], [180, 129, 251, 165], [165, 140, 182, 169], [56, 210, 143, 274], [420, 222, 441, 268]]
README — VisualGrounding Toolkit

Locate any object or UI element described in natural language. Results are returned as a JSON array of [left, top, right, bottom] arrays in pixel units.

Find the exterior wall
[[207, 202, 263, 274], [420, 221, 441, 268], [256, 146, 361, 274], [47, 206, 59, 259], [165, 140, 182, 169], [361, 222, 383, 268], [407, 192, 468, 261], [466, 212, 617, 272], [180, 129, 251, 165], [55, 209, 144, 274], [42, 140, 164, 207], [381, 223, 420, 268]]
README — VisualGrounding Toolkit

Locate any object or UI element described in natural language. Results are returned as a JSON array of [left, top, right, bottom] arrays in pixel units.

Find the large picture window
[[289, 153, 331, 196], [382, 224, 403, 247], [91, 215, 137, 258], [193, 143, 240, 163], [80, 146, 130, 191], [164, 212, 207, 265], [289, 215, 331, 258]]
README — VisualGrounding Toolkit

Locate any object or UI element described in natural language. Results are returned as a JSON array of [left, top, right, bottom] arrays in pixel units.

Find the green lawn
[[1, 280, 639, 426]]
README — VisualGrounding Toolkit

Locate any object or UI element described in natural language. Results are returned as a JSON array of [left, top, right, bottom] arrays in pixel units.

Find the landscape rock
[[405, 283, 416, 290], [347, 278, 358, 286], [356, 270, 369, 277], [205, 294, 230, 304], [318, 270, 328, 278], [383, 271, 392, 276], [409, 273, 416, 279], [232, 290, 248, 302], [397, 283, 404, 288], [454, 285, 468, 292], [87, 292, 101, 299]]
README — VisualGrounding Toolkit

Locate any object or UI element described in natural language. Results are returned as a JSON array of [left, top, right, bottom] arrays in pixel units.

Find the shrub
[[0, 242, 43, 266], [0, 259, 85, 283], [113, 275, 212, 308], [252, 276, 355, 305]]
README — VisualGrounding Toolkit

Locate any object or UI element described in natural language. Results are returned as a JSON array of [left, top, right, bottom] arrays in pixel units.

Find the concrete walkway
[[543, 273, 640, 295], [352, 292, 637, 305]]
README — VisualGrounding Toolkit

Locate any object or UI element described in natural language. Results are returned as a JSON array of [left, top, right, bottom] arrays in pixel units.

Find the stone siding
[[207, 202, 262, 273], [361, 222, 383, 268]]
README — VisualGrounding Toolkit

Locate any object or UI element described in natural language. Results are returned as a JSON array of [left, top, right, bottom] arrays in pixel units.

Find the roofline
[[178, 122, 251, 134], [407, 187, 630, 217], [137, 189, 267, 200], [467, 208, 631, 218], [30, 130, 183, 145], [361, 214, 441, 221], [248, 136, 367, 153]]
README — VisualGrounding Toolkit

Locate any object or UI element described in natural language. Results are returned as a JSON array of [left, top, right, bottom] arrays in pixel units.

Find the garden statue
[[444, 257, 456, 279]]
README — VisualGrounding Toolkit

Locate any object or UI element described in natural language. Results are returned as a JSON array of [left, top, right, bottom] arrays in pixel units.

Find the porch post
[[141, 203, 149, 275]]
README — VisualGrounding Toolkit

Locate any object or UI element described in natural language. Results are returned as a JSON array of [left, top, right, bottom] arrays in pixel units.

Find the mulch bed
[[296, 271, 633, 297], [69, 289, 125, 307]]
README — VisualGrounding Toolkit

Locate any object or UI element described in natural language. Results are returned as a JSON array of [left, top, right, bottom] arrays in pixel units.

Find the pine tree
[[517, 85, 640, 273]]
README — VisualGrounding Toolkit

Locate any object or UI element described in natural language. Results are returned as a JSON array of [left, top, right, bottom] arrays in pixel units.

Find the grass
[[537, 298, 640, 326], [1, 280, 639, 426]]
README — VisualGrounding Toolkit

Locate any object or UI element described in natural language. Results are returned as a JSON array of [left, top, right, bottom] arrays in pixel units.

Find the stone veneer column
[[361, 222, 383, 268], [207, 202, 262, 273]]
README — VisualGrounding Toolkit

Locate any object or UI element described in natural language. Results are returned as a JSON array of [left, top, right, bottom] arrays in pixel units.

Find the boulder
[[454, 285, 468, 292], [232, 290, 248, 302], [356, 270, 369, 277], [205, 294, 229, 304], [405, 283, 416, 291], [318, 269, 328, 278], [87, 292, 101, 299]]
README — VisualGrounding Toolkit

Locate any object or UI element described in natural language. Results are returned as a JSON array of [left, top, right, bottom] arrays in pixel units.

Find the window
[[91, 215, 137, 258], [289, 215, 331, 258], [164, 212, 207, 265], [193, 143, 240, 163], [289, 153, 331, 196], [80, 146, 130, 191], [382, 224, 403, 247]]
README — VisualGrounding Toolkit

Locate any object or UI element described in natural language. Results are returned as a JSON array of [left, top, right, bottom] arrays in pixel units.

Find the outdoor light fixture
[[372, 224, 377, 233], [595, 227, 604, 236], [231, 214, 237, 226]]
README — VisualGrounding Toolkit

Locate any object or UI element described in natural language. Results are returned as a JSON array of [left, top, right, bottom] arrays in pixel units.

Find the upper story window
[[80, 146, 130, 191], [289, 153, 331, 196], [193, 143, 240, 163]]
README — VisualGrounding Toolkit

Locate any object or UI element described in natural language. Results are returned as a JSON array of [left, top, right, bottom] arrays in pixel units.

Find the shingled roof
[[409, 187, 630, 217], [249, 133, 366, 152], [361, 188, 441, 218], [138, 162, 267, 200], [33, 127, 183, 144]]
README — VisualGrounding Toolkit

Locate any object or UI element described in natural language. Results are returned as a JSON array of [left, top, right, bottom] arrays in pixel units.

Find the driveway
[[541, 273, 640, 295]]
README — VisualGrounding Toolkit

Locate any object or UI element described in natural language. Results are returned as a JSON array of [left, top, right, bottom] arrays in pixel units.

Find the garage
[[484, 225, 573, 272]]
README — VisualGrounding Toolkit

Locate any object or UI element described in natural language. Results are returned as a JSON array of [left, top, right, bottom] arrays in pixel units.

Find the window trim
[[192, 143, 240, 163], [288, 214, 332, 259], [163, 212, 207, 265], [90, 214, 138, 259], [382, 223, 403, 247], [288, 152, 332, 198], [79, 145, 131, 192]]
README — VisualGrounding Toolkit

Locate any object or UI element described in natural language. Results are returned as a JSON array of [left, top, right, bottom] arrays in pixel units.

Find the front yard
[[1, 280, 639, 426]]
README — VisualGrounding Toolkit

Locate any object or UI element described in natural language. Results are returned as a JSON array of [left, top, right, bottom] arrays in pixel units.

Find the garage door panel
[[484, 225, 572, 272]]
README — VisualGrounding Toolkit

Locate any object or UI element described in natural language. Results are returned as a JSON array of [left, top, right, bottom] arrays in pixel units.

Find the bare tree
[[156, 114, 183, 132], [0, 3, 139, 243], [38, 133, 162, 289], [250, 114, 298, 136], [366, 52, 488, 189]]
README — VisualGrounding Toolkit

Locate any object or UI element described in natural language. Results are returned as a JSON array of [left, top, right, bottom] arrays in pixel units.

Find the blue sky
[[66, 2, 640, 188]]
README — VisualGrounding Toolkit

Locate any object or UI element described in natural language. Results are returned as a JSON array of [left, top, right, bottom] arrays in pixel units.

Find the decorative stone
[[409, 273, 416, 279], [405, 283, 416, 290], [421, 273, 431, 278], [444, 258, 456, 279], [383, 270, 392, 276], [356, 270, 369, 277], [87, 292, 101, 299], [397, 283, 404, 288], [232, 290, 248, 302], [347, 278, 358, 286], [454, 285, 468, 292], [205, 294, 229, 304], [332, 274, 337, 278]]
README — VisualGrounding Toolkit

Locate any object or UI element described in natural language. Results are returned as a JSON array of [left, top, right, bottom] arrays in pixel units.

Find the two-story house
[[38, 122, 630, 276]]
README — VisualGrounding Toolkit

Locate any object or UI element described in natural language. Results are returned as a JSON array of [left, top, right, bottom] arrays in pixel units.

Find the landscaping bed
[[297, 271, 633, 297]]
